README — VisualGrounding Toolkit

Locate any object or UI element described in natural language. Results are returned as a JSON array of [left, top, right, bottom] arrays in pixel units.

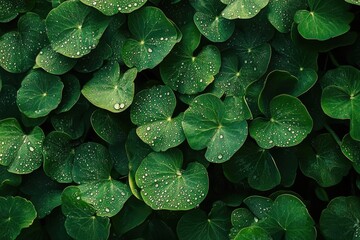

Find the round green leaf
[[182, 94, 248, 163], [320, 196, 360, 240], [298, 133, 351, 187], [80, 0, 147, 15], [177, 202, 231, 240], [36, 45, 77, 75], [294, 0, 354, 40], [56, 74, 81, 113], [346, 0, 360, 5], [341, 133, 360, 173], [223, 140, 281, 191], [61, 186, 110, 240], [135, 149, 209, 210], [190, 0, 234, 42], [82, 62, 137, 113], [17, 70, 64, 118], [122, 6, 180, 71], [0, 0, 25, 22], [221, 0, 269, 19], [160, 23, 221, 94], [0, 196, 37, 240], [46, 0, 111, 58], [321, 66, 360, 140], [0, 118, 44, 174], [0, 13, 47, 73], [249, 94, 313, 149], [131, 85, 185, 152], [229, 208, 257, 238], [91, 109, 126, 144], [43, 131, 74, 183], [267, 0, 306, 33], [234, 226, 272, 240], [258, 194, 316, 239]]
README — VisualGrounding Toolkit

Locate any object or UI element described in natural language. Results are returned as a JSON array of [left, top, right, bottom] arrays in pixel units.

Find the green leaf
[[258, 194, 316, 239], [0, 13, 47, 73], [294, 0, 354, 40], [160, 23, 221, 94], [341, 133, 360, 173], [36, 45, 77, 75], [0, 0, 25, 22], [0, 84, 21, 121], [223, 140, 281, 191], [122, 6, 180, 71], [221, 0, 269, 19], [267, 0, 306, 33], [16, 70, 64, 118], [182, 94, 248, 163], [346, 0, 360, 6], [190, 0, 235, 42], [243, 195, 272, 219], [298, 133, 351, 187], [135, 149, 209, 210], [0, 165, 21, 189], [61, 186, 110, 240], [177, 201, 231, 240], [320, 196, 360, 240], [46, 0, 111, 58], [0, 118, 44, 174], [321, 66, 360, 140], [131, 85, 185, 152], [249, 94, 313, 149], [56, 74, 81, 113], [82, 62, 137, 113], [0, 196, 37, 240], [229, 208, 257, 238], [271, 148, 298, 187], [234, 226, 272, 240], [43, 131, 74, 183], [80, 0, 147, 15]]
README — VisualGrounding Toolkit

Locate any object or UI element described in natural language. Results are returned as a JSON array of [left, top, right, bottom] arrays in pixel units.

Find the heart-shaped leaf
[[80, 0, 147, 15], [135, 149, 209, 210], [46, 0, 111, 58], [130, 85, 185, 152], [0, 118, 44, 174], [122, 6, 180, 71], [221, 0, 269, 19], [182, 94, 248, 163], [61, 186, 110, 240], [17, 70, 64, 118], [320, 196, 360, 240], [190, 0, 235, 42], [82, 62, 137, 113], [298, 133, 351, 187], [321, 66, 360, 140], [294, 0, 354, 40], [0, 196, 37, 240], [223, 140, 281, 191], [160, 23, 221, 95], [0, 12, 47, 73], [177, 201, 231, 240], [341, 133, 360, 173]]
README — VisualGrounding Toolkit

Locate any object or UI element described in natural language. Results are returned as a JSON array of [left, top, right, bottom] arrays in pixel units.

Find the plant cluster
[[0, 0, 360, 239]]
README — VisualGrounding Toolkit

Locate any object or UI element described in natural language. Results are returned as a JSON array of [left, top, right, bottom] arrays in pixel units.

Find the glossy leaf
[[234, 226, 272, 240], [135, 149, 209, 210], [80, 0, 147, 15], [56, 74, 80, 113], [82, 62, 137, 113], [221, 0, 269, 19], [0, 118, 44, 174], [182, 94, 248, 163], [250, 94, 313, 149], [341, 133, 360, 173]]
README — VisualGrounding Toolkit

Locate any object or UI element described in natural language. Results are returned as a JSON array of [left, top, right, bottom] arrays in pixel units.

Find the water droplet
[[217, 154, 223, 160]]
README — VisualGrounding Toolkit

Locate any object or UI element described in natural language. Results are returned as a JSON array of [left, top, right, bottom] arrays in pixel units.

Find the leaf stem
[[328, 52, 340, 67], [324, 123, 341, 146]]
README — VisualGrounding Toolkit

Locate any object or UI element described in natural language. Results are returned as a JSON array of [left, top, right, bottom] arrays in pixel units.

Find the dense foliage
[[0, 0, 360, 239]]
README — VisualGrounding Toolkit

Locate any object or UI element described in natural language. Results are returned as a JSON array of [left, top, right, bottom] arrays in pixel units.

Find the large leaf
[[320, 196, 360, 240], [0, 196, 37, 240], [294, 0, 354, 40], [160, 23, 221, 95], [16, 70, 64, 118], [122, 6, 180, 71], [0, 118, 44, 174], [249, 94, 313, 149], [130, 85, 185, 152], [82, 62, 137, 113], [182, 94, 248, 163], [0, 13, 47, 73], [321, 66, 360, 140], [135, 149, 209, 210], [46, 0, 111, 58], [0, 0, 30, 22], [80, 0, 147, 15], [221, 0, 269, 19], [341, 133, 360, 173]]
